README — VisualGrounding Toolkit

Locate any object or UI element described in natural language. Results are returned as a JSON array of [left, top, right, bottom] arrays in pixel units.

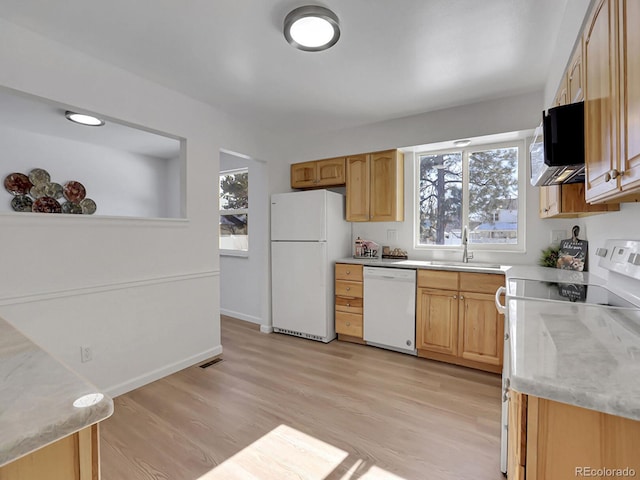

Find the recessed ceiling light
[[453, 139, 471, 147], [284, 5, 340, 52], [65, 111, 105, 127]]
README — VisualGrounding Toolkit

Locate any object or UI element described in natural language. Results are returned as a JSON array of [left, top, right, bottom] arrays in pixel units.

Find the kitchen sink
[[391, 259, 504, 270]]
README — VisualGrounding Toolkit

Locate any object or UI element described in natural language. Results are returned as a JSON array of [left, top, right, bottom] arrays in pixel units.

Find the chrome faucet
[[462, 225, 474, 263]]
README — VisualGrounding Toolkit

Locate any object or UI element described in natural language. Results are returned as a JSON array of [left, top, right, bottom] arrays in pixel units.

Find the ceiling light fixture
[[453, 139, 471, 147], [65, 111, 105, 127], [284, 5, 340, 52]]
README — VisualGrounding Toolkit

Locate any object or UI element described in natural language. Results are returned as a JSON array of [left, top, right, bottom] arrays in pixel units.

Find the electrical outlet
[[387, 229, 398, 241], [81, 346, 93, 363]]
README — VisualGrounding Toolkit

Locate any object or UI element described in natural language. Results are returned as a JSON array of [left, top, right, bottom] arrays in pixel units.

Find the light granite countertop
[[336, 257, 510, 274], [0, 317, 113, 467], [507, 297, 640, 420]]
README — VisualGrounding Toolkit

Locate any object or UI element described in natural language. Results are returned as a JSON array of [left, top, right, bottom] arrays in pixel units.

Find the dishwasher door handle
[[495, 286, 506, 314]]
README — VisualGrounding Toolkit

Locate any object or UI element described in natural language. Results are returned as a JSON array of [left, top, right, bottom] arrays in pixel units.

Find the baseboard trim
[[220, 308, 262, 325], [104, 345, 223, 398]]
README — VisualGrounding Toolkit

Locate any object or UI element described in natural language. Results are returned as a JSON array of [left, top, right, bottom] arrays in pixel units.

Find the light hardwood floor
[[101, 316, 504, 480]]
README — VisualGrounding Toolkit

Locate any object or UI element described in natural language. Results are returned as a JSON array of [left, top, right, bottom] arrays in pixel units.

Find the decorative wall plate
[[62, 201, 83, 214], [28, 168, 51, 186], [32, 196, 62, 213], [63, 181, 86, 202], [11, 195, 33, 212], [4, 173, 33, 195], [31, 182, 63, 199], [79, 198, 97, 214]]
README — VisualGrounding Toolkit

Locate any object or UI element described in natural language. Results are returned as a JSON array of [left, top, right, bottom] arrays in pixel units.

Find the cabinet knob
[[543, 208, 549, 213], [460, 295, 464, 300], [346, 322, 351, 326], [346, 287, 351, 291], [610, 169, 623, 179], [453, 295, 457, 299], [346, 303, 351, 307], [605, 172, 612, 182], [346, 270, 351, 274]]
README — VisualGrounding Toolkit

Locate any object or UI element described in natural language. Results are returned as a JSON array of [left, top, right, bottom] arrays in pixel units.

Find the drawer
[[335, 263, 363, 282], [417, 269, 459, 290], [335, 280, 363, 297], [336, 311, 363, 337], [459, 272, 504, 294], [335, 296, 363, 314]]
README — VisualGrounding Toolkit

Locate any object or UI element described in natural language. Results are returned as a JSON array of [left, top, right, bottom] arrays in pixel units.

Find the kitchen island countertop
[[0, 316, 113, 467]]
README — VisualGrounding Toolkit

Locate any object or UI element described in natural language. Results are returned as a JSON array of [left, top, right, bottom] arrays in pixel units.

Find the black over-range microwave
[[530, 101, 585, 186]]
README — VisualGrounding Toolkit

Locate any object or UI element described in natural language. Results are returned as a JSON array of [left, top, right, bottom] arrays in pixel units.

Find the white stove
[[497, 239, 640, 474]]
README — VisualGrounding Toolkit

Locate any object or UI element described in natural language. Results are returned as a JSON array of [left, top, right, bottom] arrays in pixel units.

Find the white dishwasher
[[363, 267, 417, 355]]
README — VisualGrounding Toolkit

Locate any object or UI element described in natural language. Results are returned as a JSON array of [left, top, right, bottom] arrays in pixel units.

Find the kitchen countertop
[[336, 257, 510, 274], [507, 297, 640, 421], [0, 316, 113, 467], [505, 265, 640, 421]]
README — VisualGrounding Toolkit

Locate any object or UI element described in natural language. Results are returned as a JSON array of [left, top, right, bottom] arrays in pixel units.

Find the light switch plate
[[387, 229, 398, 241], [551, 230, 566, 245]]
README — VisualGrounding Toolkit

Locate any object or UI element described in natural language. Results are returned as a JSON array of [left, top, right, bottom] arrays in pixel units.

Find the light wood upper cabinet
[[540, 183, 618, 218], [619, 0, 640, 193], [346, 149, 404, 222], [345, 154, 370, 221], [539, 185, 561, 218], [553, 74, 569, 107], [290, 157, 346, 189], [568, 43, 584, 103], [584, 0, 640, 203]]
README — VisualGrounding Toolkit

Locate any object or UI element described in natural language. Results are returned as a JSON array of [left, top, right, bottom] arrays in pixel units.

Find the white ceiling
[[0, 0, 570, 135]]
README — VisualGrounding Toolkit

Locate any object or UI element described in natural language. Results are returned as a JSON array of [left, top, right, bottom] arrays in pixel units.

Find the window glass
[[416, 142, 522, 249], [219, 169, 248, 252], [468, 147, 518, 244], [418, 152, 462, 246]]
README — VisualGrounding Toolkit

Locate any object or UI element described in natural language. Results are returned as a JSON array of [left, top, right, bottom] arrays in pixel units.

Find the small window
[[416, 141, 523, 250], [219, 168, 248, 253]]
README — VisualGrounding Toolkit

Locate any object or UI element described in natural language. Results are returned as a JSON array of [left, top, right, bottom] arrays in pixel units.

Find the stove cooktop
[[508, 279, 637, 308]]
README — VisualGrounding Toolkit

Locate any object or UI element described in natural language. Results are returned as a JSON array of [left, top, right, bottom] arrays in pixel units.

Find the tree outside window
[[417, 142, 521, 248], [219, 168, 248, 252]]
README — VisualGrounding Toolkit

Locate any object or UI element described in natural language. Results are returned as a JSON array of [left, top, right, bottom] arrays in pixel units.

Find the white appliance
[[496, 239, 640, 474], [271, 190, 351, 342], [363, 267, 417, 354]]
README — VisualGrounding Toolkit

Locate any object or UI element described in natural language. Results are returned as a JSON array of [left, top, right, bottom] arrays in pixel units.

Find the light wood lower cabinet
[[416, 270, 504, 373], [508, 392, 640, 480], [335, 263, 364, 342], [0, 425, 100, 480]]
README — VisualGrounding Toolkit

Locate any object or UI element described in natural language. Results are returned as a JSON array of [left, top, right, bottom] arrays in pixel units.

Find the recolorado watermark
[[576, 467, 637, 477]]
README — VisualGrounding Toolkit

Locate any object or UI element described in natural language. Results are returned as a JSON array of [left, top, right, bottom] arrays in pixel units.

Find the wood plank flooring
[[100, 316, 504, 480]]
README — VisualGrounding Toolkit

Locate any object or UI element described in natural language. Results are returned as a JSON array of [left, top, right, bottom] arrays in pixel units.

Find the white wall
[[0, 19, 269, 397], [0, 125, 180, 218], [219, 151, 271, 329]]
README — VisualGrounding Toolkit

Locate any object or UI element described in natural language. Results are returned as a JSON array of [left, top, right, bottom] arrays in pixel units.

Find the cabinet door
[[458, 292, 503, 367], [416, 288, 458, 356], [584, 0, 621, 202], [369, 150, 404, 221], [290, 161, 318, 189], [554, 75, 569, 106], [568, 43, 584, 103], [316, 157, 346, 187], [539, 185, 561, 218], [620, 0, 640, 192], [507, 391, 527, 480], [346, 154, 370, 221]]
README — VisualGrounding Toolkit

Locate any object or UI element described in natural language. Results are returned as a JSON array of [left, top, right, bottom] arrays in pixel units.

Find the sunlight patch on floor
[[196, 424, 407, 480]]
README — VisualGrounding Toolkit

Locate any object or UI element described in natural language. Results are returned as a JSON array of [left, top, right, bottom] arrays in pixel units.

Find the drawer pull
[[346, 270, 351, 274], [347, 303, 351, 307], [346, 322, 351, 326], [453, 295, 457, 299], [346, 287, 351, 291]]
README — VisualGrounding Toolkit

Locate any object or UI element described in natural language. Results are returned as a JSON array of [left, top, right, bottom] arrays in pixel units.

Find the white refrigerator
[[271, 190, 351, 342]]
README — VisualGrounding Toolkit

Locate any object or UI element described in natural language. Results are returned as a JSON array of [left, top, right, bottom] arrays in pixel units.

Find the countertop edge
[[335, 258, 509, 274]]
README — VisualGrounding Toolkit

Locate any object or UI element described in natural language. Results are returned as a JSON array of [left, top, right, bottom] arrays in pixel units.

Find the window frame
[[413, 139, 526, 253], [219, 167, 249, 257]]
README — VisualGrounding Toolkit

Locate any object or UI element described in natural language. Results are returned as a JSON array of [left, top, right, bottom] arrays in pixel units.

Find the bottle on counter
[[355, 237, 363, 257]]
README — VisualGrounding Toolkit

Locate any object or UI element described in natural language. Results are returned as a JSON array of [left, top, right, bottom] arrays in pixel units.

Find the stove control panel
[[599, 240, 640, 280]]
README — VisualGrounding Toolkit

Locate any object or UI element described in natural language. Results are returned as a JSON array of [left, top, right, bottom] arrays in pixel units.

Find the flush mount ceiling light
[[65, 111, 105, 127], [284, 5, 340, 52], [453, 139, 472, 147]]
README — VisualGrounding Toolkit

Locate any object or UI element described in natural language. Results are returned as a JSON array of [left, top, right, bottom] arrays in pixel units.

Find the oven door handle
[[495, 286, 506, 314]]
